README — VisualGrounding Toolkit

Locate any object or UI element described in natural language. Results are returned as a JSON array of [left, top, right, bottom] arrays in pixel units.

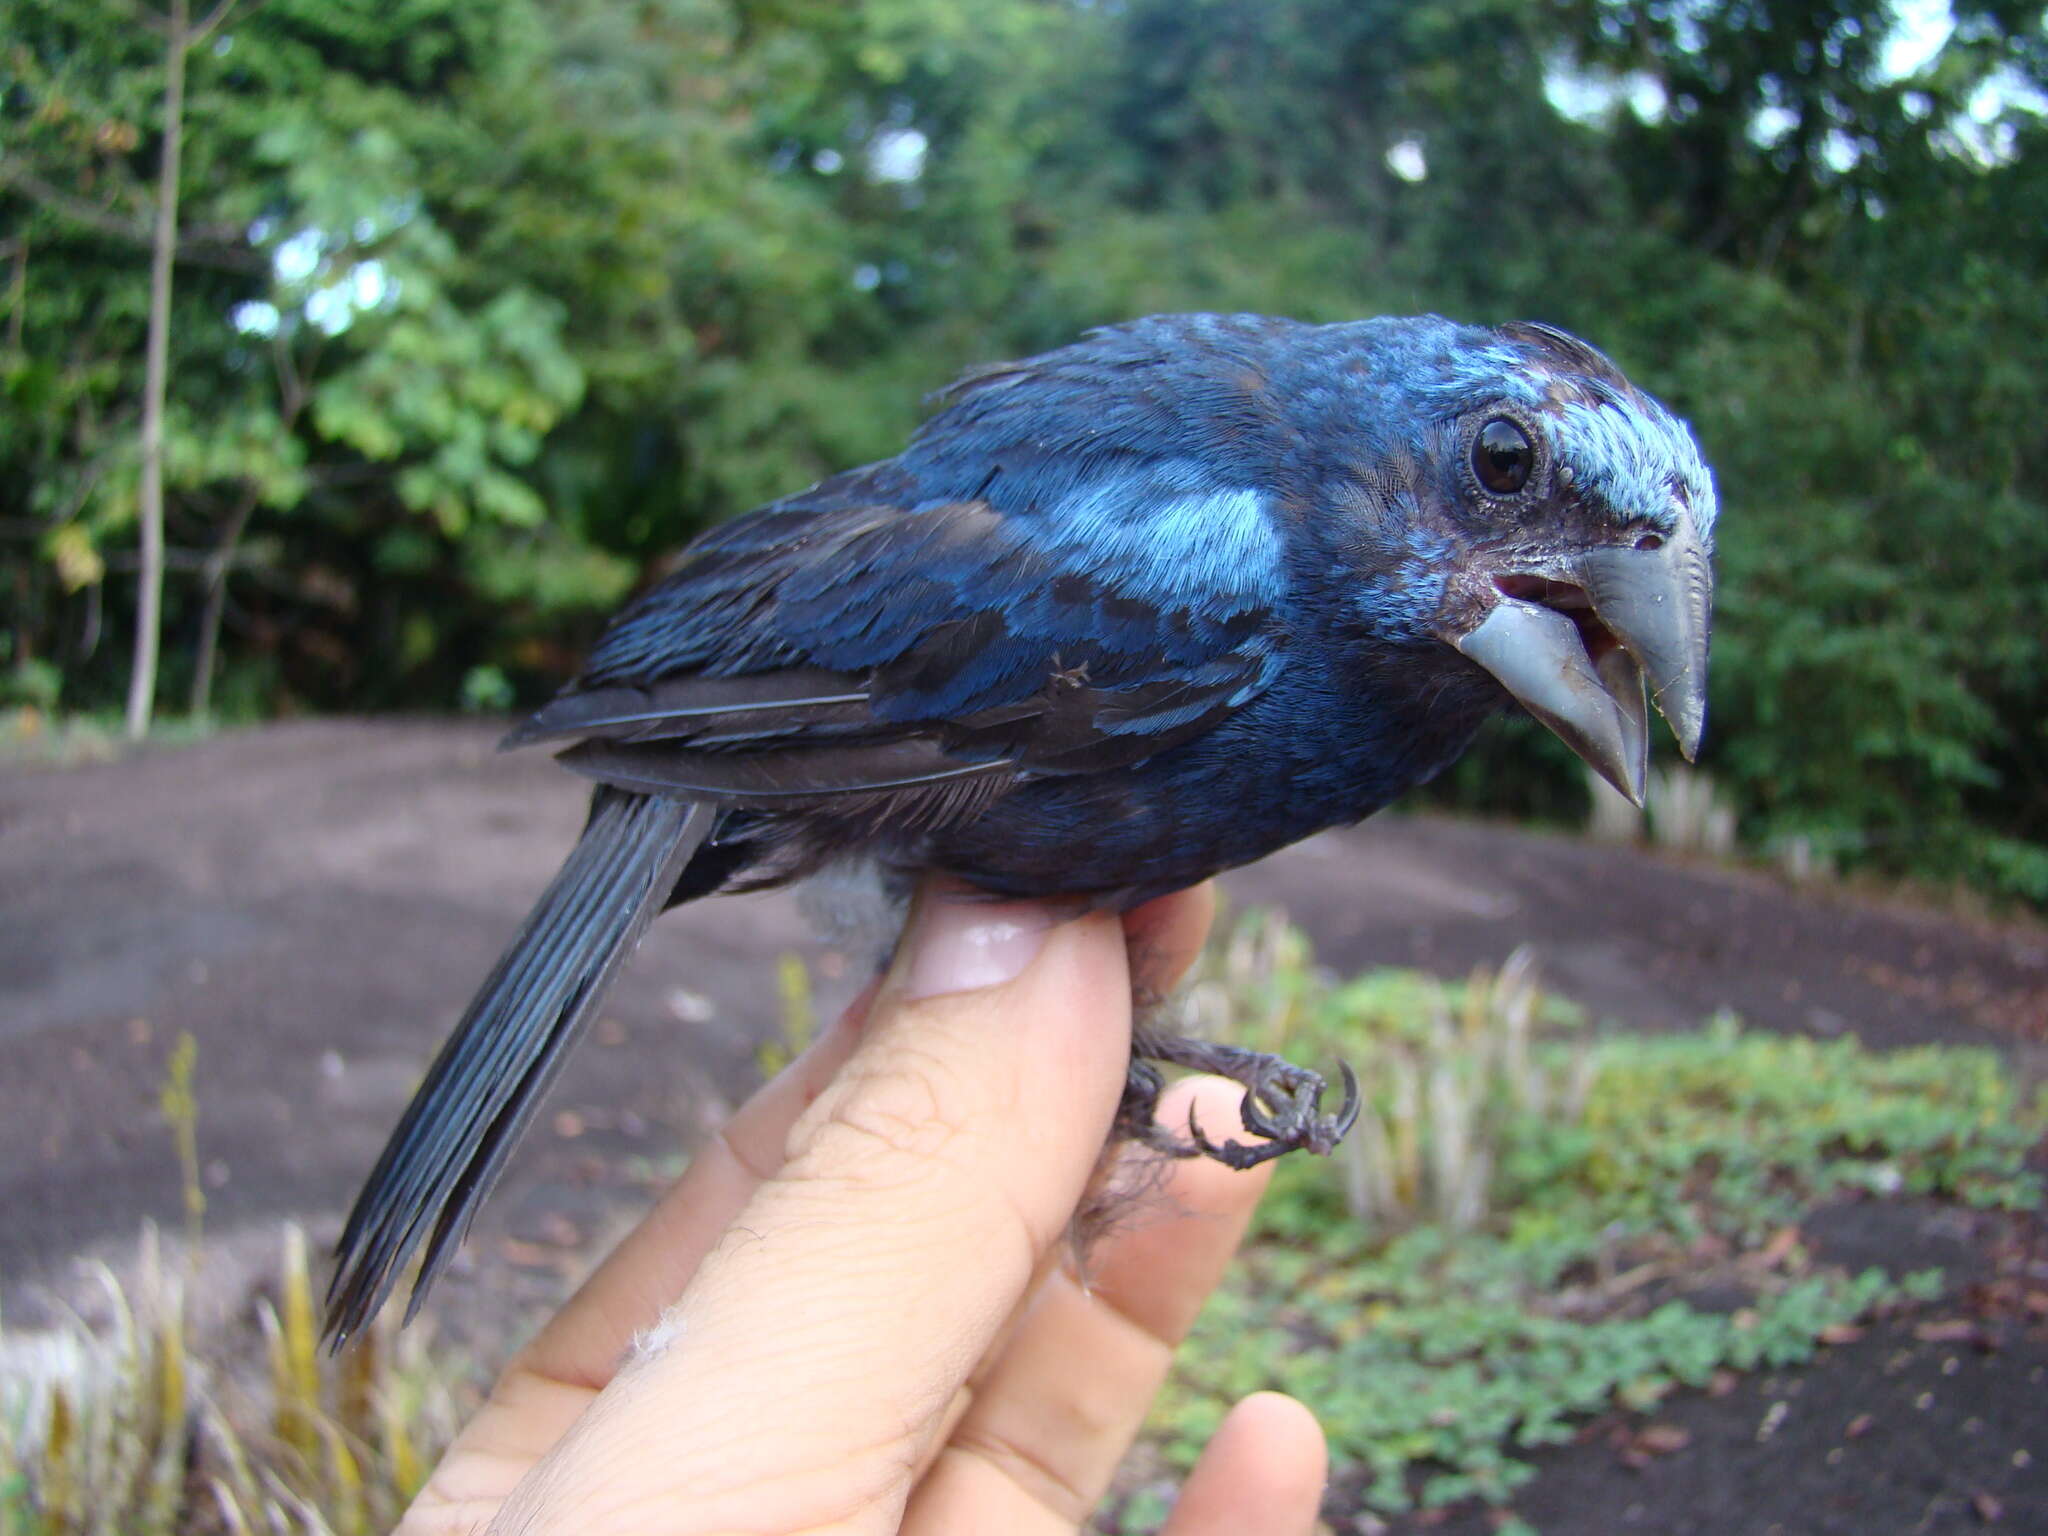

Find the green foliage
[[5, 0, 2045, 898], [1, 660, 63, 712], [457, 663, 513, 715], [1552, 1018, 2041, 1232], [1156, 1257, 1913, 1516], [1137, 911, 2044, 1521]]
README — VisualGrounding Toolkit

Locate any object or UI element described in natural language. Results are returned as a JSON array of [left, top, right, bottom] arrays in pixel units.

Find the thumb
[[500, 884, 1135, 1535], [783, 886, 1135, 1215]]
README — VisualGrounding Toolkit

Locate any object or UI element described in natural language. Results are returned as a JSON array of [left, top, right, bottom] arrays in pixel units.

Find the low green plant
[[1167, 912, 1592, 1233], [0, 660, 63, 712], [0, 1225, 462, 1536], [0, 708, 222, 769], [0, 1038, 468, 1535], [1128, 910, 2042, 1527], [754, 950, 818, 1078], [458, 664, 517, 716]]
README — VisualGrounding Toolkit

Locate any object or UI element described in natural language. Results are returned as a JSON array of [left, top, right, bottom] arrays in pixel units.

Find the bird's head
[[1323, 316, 1717, 806]]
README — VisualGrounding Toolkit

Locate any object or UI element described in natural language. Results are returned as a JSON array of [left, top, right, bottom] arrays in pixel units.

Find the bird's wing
[[505, 474, 1287, 804]]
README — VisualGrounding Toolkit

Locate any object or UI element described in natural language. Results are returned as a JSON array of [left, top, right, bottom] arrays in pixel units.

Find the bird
[[325, 312, 1716, 1345]]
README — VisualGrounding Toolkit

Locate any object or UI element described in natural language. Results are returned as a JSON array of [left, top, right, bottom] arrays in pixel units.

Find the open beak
[[1441, 515, 1712, 807]]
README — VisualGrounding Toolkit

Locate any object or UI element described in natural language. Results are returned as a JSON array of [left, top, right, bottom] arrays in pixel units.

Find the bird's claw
[[1185, 1059, 1360, 1170]]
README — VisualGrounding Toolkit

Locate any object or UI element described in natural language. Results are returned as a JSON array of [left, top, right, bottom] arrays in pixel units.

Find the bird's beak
[[1442, 515, 1712, 807]]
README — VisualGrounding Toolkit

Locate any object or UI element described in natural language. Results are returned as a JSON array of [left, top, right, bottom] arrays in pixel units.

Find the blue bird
[[325, 313, 1716, 1343]]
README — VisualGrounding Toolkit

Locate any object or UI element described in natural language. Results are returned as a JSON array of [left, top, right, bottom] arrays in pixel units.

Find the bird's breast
[[921, 648, 1501, 905]]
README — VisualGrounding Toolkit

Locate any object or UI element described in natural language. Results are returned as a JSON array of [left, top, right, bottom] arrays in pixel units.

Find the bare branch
[[191, 0, 249, 45], [1, 165, 265, 272], [179, 240, 265, 274], [0, 165, 149, 243], [103, 545, 270, 572], [271, 321, 308, 420]]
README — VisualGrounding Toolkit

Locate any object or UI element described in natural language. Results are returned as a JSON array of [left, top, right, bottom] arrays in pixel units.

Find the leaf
[[45, 523, 104, 591]]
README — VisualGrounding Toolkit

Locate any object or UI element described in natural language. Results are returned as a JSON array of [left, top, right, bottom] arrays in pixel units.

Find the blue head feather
[[1552, 393, 1717, 541]]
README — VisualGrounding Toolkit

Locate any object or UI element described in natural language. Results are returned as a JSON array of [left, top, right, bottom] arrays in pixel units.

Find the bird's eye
[[1472, 417, 1535, 496]]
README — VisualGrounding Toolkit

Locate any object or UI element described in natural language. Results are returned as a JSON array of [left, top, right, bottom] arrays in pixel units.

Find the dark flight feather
[[501, 668, 874, 748], [326, 792, 713, 1334], [558, 737, 1016, 803]]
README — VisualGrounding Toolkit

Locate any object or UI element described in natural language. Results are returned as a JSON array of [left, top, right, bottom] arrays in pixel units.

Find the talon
[[1310, 1064, 1359, 1146], [1326, 1060, 1361, 1146], [1187, 1100, 1223, 1158], [1244, 1064, 1323, 1140], [1186, 1101, 1289, 1171], [1239, 1091, 1287, 1141], [1138, 1036, 1362, 1170]]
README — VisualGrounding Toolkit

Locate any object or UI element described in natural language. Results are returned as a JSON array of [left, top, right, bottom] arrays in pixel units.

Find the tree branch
[[191, 0, 247, 45], [0, 166, 148, 243], [0, 165, 263, 272], [271, 319, 307, 420]]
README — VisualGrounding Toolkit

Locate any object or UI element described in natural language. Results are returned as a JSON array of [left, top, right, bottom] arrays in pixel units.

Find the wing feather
[[502, 668, 873, 749], [508, 447, 1288, 803], [558, 737, 1012, 803]]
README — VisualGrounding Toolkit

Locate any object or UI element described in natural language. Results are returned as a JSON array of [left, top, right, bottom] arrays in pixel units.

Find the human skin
[[396, 879, 1328, 1535]]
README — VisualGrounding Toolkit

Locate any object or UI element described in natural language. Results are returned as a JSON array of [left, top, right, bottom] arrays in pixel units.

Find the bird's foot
[[1125, 1031, 1360, 1170]]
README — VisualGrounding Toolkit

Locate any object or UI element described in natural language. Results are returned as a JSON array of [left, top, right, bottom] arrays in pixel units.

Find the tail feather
[[325, 789, 714, 1346]]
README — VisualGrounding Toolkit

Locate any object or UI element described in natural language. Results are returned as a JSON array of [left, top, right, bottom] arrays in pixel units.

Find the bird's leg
[[1113, 1054, 1171, 1147], [1127, 1024, 1360, 1171]]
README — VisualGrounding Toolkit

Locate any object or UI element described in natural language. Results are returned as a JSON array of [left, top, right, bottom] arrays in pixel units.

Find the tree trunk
[[5, 239, 25, 352], [188, 490, 256, 717], [125, 0, 190, 742]]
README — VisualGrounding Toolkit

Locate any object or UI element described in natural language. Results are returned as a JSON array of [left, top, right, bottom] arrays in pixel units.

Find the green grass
[[1117, 910, 2042, 1526]]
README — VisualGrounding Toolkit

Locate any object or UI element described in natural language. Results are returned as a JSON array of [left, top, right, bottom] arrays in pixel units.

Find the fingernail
[[900, 893, 1052, 999]]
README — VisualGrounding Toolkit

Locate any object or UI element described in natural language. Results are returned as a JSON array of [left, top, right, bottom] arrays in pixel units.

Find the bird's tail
[[324, 788, 714, 1347]]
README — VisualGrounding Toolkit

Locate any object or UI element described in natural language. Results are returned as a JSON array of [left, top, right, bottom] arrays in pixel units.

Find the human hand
[[396, 879, 1326, 1535]]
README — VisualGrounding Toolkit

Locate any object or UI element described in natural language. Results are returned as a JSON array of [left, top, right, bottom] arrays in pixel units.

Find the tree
[[3, 0, 257, 725], [129, 0, 242, 737], [4, 0, 602, 715]]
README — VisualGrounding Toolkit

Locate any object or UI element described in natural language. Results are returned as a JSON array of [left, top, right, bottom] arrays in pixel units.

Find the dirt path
[[3, 718, 2042, 1314]]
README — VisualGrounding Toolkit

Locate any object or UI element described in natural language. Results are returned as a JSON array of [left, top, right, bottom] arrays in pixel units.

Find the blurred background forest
[[4, 0, 2046, 903]]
